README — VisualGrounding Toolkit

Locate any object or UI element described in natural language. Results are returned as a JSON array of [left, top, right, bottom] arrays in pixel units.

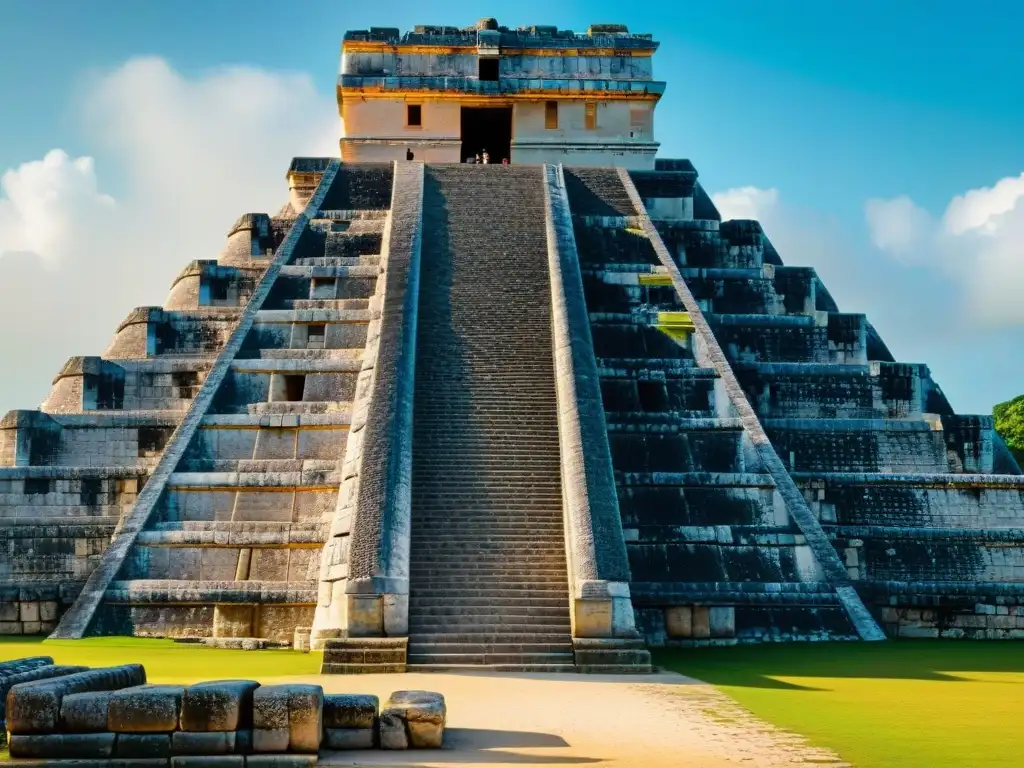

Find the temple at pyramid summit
[[2, 18, 1023, 672]]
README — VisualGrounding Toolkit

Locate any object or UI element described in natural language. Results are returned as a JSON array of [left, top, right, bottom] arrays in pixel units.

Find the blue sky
[[1, 0, 1023, 414]]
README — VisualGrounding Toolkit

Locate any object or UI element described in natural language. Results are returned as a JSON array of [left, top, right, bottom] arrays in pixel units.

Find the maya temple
[[2, 18, 1023, 674]]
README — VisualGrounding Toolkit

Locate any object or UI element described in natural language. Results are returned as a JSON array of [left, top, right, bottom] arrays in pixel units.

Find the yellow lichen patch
[[638, 273, 673, 287], [653, 311, 694, 343]]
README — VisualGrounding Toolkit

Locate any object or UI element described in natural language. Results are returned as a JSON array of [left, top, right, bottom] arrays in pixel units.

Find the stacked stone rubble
[[2, 656, 446, 762]]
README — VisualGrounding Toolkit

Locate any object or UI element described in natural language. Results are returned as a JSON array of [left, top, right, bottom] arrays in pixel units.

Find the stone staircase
[[407, 165, 575, 671]]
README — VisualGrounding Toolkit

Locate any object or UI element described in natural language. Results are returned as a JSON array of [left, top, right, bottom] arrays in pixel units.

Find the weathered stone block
[[213, 605, 254, 638], [116, 732, 172, 758], [171, 756, 244, 768], [378, 713, 408, 750], [709, 606, 735, 638], [39, 600, 60, 622], [322, 693, 378, 729], [9, 732, 117, 759], [61, 691, 111, 733], [246, 755, 318, 768], [381, 690, 446, 749], [7, 664, 146, 734], [665, 606, 692, 638], [19, 601, 40, 623], [180, 680, 259, 731], [172, 730, 250, 755], [108, 685, 185, 733], [252, 684, 323, 753], [324, 727, 375, 749], [692, 606, 711, 639]]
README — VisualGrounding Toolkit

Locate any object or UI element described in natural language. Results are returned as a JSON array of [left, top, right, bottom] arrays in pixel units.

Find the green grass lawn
[[0, 636, 322, 684], [656, 640, 1024, 768]]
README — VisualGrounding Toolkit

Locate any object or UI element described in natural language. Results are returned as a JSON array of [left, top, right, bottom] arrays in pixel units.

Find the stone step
[[409, 632, 572, 644], [409, 609, 571, 622], [410, 587, 569, 599], [409, 569, 568, 580], [409, 602, 569, 615], [408, 621, 572, 634], [405, 663, 578, 673], [406, 652, 575, 666], [408, 642, 573, 655]]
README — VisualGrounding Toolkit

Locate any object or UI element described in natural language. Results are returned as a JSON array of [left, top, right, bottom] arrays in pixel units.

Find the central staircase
[[407, 165, 575, 671]]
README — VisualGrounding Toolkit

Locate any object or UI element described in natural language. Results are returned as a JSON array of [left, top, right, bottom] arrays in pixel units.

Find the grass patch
[[0, 636, 321, 685], [656, 640, 1024, 768]]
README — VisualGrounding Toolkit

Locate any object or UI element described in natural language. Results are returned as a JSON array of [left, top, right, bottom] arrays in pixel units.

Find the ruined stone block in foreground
[[380, 690, 446, 749]]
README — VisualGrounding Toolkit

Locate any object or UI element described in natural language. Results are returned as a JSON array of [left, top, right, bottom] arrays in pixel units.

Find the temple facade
[[1, 19, 1023, 672], [338, 20, 663, 168]]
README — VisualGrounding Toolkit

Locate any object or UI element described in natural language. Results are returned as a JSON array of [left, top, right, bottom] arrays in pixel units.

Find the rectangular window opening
[[544, 101, 559, 130], [24, 479, 51, 496], [585, 102, 597, 130], [209, 279, 230, 302], [284, 374, 306, 402], [479, 58, 499, 82], [307, 323, 326, 349], [407, 104, 422, 127]]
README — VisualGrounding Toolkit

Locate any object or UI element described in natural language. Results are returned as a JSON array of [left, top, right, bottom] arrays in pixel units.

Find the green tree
[[993, 394, 1024, 465]]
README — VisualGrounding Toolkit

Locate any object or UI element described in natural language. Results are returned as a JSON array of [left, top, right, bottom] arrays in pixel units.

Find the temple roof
[[343, 21, 658, 51]]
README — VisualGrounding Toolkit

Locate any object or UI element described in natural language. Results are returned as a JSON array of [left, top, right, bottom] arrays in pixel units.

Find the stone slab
[[380, 690, 446, 749], [61, 690, 112, 733], [322, 693, 377, 729], [323, 727, 374, 750], [180, 680, 260, 731], [108, 685, 185, 733], [171, 729, 251, 755], [171, 757, 244, 768], [252, 684, 322, 754], [7, 664, 147, 734], [8, 732, 117, 759], [116, 733, 172, 759]]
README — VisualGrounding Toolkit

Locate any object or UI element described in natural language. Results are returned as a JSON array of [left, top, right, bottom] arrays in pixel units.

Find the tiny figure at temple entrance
[[406, 147, 414, 160], [501, 157, 509, 164], [482, 149, 490, 164]]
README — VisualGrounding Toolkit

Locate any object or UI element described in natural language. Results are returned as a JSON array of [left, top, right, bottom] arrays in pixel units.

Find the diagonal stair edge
[[614, 167, 886, 642], [542, 164, 638, 636], [48, 160, 341, 640]]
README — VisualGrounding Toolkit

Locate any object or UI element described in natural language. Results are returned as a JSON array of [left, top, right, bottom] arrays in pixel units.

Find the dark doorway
[[460, 107, 512, 163], [478, 58, 499, 81]]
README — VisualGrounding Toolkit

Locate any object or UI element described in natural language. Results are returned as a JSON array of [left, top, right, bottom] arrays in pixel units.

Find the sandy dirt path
[[262, 670, 850, 767]]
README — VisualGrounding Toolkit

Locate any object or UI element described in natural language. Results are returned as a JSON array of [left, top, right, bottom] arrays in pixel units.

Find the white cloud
[[0, 57, 337, 411], [712, 186, 780, 222], [0, 150, 116, 268], [863, 195, 932, 262], [864, 173, 1024, 327]]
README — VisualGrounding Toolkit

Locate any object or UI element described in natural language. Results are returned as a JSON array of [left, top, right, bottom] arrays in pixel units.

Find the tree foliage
[[993, 394, 1024, 465]]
